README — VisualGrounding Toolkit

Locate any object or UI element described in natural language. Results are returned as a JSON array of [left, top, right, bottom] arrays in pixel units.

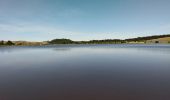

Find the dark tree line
[[0, 40, 14, 46], [88, 39, 125, 44], [48, 39, 126, 44], [49, 39, 74, 44]]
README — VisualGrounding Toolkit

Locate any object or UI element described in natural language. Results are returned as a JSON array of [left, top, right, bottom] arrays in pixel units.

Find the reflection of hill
[[0, 47, 14, 53], [0, 47, 24, 53]]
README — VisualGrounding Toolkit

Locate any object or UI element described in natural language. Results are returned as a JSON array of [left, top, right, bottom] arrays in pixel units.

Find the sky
[[0, 0, 170, 41]]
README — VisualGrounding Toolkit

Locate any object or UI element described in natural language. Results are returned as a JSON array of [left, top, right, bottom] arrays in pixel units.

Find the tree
[[49, 39, 74, 44], [0, 40, 4, 45], [6, 41, 14, 45]]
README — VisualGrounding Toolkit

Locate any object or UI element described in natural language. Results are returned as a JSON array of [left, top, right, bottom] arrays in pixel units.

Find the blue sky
[[0, 0, 170, 41]]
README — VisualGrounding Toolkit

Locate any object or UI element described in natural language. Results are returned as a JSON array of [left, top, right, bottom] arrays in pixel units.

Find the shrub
[[6, 41, 14, 45], [0, 41, 4, 45]]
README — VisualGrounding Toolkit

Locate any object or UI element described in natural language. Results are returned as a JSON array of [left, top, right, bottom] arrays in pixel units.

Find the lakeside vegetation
[[49, 39, 74, 44], [48, 39, 126, 44], [48, 34, 170, 44], [0, 40, 15, 46], [0, 34, 170, 46]]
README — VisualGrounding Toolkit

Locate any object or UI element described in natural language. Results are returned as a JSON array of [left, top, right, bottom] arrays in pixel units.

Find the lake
[[0, 44, 170, 100]]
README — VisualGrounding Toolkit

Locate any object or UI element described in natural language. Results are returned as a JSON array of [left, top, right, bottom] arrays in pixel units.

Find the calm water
[[0, 44, 170, 100]]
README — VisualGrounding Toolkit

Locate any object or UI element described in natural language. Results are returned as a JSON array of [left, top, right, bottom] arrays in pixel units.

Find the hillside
[[125, 34, 170, 42], [48, 34, 170, 44], [146, 37, 170, 44]]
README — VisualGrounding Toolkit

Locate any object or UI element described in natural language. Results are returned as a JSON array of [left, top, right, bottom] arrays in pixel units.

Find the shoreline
[[0, 43, 170, 47]]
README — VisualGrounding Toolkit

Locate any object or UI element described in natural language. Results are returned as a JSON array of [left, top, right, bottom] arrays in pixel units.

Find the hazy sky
[[0, 0, 170, 41]]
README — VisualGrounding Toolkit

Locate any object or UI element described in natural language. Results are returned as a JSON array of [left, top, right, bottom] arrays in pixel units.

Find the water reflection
[[53, 48, 71, 51], [0, 44, 170, 100]]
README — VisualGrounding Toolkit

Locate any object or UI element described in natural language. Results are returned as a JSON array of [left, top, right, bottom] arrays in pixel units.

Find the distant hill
[[49, 39, 74, 44], [125, 34, 170, 42], [146, 37, 170, 44], [48, 34, 170, 44], [1, 34, 170, 46]]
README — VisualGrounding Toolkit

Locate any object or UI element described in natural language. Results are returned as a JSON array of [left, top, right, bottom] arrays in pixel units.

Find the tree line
[[48, 34, 170, 44], [48, 39, 126, 44], [0, 40, 14, 46]]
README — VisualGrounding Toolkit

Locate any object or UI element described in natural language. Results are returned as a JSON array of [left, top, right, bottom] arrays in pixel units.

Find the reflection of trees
[[53, 48, 71, 51], [0, 47, 14, 53], [0, 44, 170, 55], [0, 47, 28, 54]]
